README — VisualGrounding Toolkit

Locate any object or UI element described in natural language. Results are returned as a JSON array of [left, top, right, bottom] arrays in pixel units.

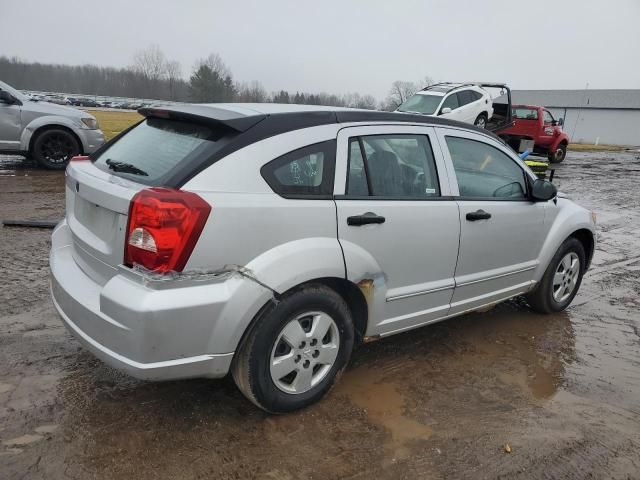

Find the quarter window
[[347, 135, 440, 198], [261, 140, 335, 198], [446, 136, 527, 199]]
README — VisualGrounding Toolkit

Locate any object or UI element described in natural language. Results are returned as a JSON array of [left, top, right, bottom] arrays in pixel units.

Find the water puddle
[[335, 364, 432, 459]]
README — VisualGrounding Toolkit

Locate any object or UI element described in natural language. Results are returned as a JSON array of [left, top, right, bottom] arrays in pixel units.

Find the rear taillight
[[124, 188, 211, 273], [71, 155, 90, 161]]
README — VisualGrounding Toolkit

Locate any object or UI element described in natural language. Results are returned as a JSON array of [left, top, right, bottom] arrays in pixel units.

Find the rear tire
[[31, 128, 80, 170], [232, 284, 354, 413], [548, 143, 567, 163], [474, 113, 488, 129], [526, 238, 585, 314]]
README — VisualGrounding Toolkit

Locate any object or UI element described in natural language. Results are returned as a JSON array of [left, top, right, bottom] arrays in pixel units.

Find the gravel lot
[[1, 150, 639, 479]]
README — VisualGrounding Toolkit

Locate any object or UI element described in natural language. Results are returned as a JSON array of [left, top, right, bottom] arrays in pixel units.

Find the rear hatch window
[[92, 117, 235, 186]]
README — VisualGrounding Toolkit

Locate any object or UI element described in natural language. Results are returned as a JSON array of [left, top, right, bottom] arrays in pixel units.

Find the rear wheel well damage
[[312, 278, 369, 343], [235, 277, 369, 358], [570, 229, 594, 270]]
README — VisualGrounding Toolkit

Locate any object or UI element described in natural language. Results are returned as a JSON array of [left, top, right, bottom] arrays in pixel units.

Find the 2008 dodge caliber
[[50, 104, 596, 413]]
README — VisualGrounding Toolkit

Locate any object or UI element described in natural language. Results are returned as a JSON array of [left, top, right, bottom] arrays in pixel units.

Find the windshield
[[397, 94, 443, 115], [0, 80, 27, 102], [93, 117, 236, 186]]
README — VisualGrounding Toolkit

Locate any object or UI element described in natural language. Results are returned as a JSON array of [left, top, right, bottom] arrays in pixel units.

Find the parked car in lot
[[50, 103, 595, 413], [0, 80, 105, 169], [44, 94, 71, 105], [498, 104, 570, 163], [397, 82, 496, 128]]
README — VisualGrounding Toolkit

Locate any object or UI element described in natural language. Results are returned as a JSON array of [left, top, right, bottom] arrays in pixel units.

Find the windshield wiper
[[105, 159, 148, 176]]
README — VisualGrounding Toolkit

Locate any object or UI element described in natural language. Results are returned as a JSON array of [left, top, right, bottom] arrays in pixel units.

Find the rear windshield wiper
[[105, 159, 148, 176]]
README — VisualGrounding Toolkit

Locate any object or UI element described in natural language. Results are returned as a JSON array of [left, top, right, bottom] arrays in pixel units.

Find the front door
[[334, 125, 461, 336], [0, 101, 21, 151], [436, 127, 547, 314]]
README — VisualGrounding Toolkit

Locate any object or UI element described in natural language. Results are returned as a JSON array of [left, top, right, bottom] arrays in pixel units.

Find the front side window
[[441, 93, 459, 112], [543, 110, 554, 124], [261, 140, 335, 197], [347, 134, 440, 198], [446, 136, 527, 199]]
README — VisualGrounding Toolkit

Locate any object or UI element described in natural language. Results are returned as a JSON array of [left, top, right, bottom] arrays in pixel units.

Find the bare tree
[[195, 53, 231, 78], [131, 44, 168, 96], [165, 60, 182, 100], [419, 75, 435, 89], [385, 80, 419, 110], [236, 80, 268, 102]]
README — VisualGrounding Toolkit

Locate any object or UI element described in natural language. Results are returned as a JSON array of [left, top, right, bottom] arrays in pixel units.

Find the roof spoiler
[[139, 105, 266, 132]]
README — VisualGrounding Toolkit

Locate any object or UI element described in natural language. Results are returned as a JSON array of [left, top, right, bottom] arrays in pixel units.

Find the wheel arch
[[533, 207, 596, 282], [229, 276, 369, 374], [569, 228, 595, 270], [20, 117, 85, 153], [551, 135, 569, 152]]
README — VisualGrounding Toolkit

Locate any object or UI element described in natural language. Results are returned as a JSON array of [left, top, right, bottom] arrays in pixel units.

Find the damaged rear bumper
[[50, 221, 273, 381]]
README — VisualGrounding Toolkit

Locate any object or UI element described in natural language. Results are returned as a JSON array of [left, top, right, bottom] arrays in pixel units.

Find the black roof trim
[[139, 105, 267, 132], [146, 106, 501, 187]]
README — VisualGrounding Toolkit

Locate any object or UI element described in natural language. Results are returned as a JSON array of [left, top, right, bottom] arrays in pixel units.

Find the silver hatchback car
[[50, 104, 595, 412]]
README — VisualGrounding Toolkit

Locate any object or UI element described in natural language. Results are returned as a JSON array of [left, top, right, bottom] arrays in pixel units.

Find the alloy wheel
[[552, 252, 580, 302], [39, 133, 75, 164], [270, 311, 340, 394]]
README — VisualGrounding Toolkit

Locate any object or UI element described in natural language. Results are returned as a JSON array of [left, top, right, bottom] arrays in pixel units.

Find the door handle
[[466, 209, 492, 221], [347, 212, 386, 226]]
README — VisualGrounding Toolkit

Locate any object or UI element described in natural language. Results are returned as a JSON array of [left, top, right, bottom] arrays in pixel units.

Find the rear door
[[0, 100, 21, 151], [436, 127, 546, 314], [455, 90, 477, 123], [334, 125, 460, 336]]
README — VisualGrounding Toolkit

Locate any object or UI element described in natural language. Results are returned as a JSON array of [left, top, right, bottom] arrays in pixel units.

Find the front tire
[[526, 238, 585, 314], [548, 143, 567, 163], [31, 128, 80, 170], [232, 284, 354, 413]]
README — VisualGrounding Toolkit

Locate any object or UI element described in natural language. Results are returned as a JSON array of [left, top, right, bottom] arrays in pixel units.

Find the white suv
[[50, 104, 595, 413], [397, 83, 494, 128]]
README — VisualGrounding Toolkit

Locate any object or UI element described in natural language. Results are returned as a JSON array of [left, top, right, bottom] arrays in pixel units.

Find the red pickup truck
[[497, 105, 570, 163]]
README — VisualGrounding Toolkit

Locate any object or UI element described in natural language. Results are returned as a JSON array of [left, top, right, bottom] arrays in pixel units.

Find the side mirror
[[0, 90, 16, 104], [440, 107, 452, 115], [558, 117, 564, 126], [531, 178, 557, 201]]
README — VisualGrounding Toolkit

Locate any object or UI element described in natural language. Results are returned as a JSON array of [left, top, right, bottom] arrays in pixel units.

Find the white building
[[510, 90, 640, 146]]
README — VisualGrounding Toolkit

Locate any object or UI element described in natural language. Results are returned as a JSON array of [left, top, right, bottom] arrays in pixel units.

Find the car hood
[[22, 100, 92, 119]]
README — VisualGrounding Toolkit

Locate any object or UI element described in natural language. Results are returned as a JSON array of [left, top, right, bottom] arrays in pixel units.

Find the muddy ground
[[1, 151, 639, 479]]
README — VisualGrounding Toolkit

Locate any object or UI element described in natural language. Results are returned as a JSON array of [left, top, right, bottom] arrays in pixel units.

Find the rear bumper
[[49, 221, 271, 381], [52, 289, 233, 380]]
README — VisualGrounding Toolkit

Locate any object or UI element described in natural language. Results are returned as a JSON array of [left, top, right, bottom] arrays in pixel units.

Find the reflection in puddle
[[335, 365, 432, 459]]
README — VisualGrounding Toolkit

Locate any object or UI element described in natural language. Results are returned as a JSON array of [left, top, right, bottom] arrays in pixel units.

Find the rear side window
[[347, 135, 440, 198], [93, 117, 234, 186], [261, 140, 336, 198]]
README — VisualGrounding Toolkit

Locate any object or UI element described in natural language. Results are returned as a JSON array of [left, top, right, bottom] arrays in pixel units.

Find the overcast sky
[[2, 0, 639, 99]]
